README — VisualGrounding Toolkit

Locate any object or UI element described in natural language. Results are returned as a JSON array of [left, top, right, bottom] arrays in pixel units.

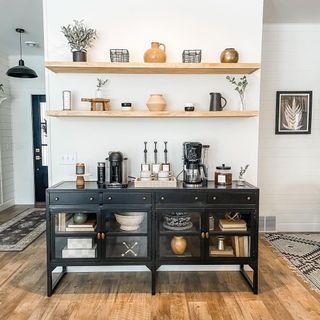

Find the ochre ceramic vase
[[144, 42, 166, 63], [171, 236, 187, 255], [220, 48, 239, 63], [146, 94, 166, 111]]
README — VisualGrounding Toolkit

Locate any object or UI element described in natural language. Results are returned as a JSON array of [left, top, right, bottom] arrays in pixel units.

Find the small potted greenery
[[61, 20, 97, 62]]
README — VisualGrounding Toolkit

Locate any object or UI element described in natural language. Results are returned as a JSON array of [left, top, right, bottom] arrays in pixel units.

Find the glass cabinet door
[[157, 209, 203, 260], [102, 209, 150, 259], [206, 209, 253, 259], [52, 209, 99, 260]]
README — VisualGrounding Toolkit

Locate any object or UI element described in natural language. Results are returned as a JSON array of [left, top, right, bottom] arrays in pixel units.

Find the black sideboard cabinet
[[46, 181, 259, 296]]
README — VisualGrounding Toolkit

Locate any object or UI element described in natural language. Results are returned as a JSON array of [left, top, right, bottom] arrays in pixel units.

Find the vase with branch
[[96, 78, 108, 98], [61, 20, 97, 62], [226, 75, 248, 111], [0, 84, 7, 105]]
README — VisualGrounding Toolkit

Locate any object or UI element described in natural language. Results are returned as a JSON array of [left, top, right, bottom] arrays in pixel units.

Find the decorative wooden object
[[45, 61, 261, 75], [47, 110, 258, 118], [81, 98, 110, 111], [134, 177, 177, 188]]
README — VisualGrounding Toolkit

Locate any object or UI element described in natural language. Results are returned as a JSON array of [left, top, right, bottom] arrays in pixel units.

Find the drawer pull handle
[[101, 233, 105, 240], [212, 196, 217, 200], [205, 232, 209, 239], [108, 197, 112, 200], [194, 196, 199, 200], [142, 196, 147, 200], [89, 197, 94, 201], [160, 196, 165, 200], [97, 232, 101, 240], [54, 197, 59, 201], [201, 232, 205, 239], [247, 196, 251, 201]]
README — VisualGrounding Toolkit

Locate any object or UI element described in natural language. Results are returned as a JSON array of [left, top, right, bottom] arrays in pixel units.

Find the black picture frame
[[275, 91, 312, 134]]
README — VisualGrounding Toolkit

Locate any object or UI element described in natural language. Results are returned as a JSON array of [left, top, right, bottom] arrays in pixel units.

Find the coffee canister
[[97, 162, 106, 184], [76, 163, 85, 175]]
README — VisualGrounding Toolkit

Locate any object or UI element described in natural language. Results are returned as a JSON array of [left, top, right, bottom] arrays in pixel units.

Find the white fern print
[[282, 97, 303, 130]]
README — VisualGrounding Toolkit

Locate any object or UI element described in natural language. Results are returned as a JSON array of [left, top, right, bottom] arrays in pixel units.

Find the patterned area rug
[[0, 208, 46, 251], [265, 233, 320, 293]]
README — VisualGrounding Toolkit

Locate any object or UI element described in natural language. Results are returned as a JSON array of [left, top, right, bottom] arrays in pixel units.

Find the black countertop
[[48, 181, 258, 191]]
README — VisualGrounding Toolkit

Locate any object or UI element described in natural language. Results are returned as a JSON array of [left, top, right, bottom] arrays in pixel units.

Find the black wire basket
[[110, 49, 129, 63], [182, 50, 202, 63]]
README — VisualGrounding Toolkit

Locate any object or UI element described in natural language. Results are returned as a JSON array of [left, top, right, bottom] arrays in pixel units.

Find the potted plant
[[61, 20, 97, 62]]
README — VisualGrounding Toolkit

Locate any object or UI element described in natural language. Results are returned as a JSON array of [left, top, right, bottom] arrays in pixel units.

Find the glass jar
[[215, 164, 232, 186]]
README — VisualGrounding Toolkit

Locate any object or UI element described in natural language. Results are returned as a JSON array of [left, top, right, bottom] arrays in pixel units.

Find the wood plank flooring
[[0, 206, 319, 320]]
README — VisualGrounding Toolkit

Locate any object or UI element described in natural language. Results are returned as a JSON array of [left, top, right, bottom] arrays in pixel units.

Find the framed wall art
[[275, 91, 312, 134]]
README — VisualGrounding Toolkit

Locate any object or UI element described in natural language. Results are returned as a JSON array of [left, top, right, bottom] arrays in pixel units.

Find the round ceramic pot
[[220, 48, 239, 63], [146, 94, 166, 112], [171, 236, 187, 255], [144, 42, 166, 63], [73, 51, 87, 62], [73, 212, 88, 224]]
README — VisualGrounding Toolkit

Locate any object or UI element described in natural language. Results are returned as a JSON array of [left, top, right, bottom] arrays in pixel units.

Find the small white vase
[[239, 94, 246, 111]]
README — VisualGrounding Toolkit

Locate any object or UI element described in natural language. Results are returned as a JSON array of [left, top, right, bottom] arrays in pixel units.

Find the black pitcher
[[209, 92, 227, 111]]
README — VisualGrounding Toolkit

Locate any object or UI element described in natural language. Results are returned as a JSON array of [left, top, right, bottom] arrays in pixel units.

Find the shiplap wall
[[0, 51, 14, 210], [258, 24, 320, 231]]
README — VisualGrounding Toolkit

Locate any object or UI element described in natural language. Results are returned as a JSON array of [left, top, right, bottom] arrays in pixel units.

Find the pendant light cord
[[19, 31, 22, 60]]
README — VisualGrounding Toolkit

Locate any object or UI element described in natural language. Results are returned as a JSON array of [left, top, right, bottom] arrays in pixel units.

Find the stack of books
[[219, 219, 247, 231], [62, 238, 97, 258], [232, 236, 250, 257], [65, 220, 96, 232]]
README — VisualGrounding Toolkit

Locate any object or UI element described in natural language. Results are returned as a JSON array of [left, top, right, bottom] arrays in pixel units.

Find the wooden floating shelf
[[45, 61, 260, 74], [47, 110, 259, 118]]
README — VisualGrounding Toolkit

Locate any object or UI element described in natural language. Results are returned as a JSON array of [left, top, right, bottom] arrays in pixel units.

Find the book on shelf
[[67, 238, 93, 249], [62, 244, 97, 258], [210, 245, 234, 257], [232, 236, 250, 257], [65, 220, 96, 232], [219, 219, 247, 231], [57, 213, 66, 231]]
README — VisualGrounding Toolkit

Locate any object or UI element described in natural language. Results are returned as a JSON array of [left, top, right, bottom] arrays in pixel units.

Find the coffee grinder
[[105, 151, 128, 188], [183, 142, 208, 187]]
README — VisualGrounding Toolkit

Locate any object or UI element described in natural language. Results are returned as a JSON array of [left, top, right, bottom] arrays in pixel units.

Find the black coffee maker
[[105, 151, 128, 188], [183, 142, 208, 187]]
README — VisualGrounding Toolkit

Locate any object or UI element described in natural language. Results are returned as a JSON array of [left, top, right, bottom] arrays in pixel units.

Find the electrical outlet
[[59, 153, 77, 165]]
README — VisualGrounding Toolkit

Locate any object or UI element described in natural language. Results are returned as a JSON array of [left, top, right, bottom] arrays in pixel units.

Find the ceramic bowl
[[114, 212, 145, 231]]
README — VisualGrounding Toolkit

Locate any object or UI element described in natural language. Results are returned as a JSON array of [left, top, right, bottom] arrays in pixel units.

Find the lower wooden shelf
[[47, 110, 258, 118]]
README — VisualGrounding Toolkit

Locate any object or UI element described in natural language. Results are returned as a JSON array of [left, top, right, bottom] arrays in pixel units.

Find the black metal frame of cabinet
[[46, 181, 259, 296]]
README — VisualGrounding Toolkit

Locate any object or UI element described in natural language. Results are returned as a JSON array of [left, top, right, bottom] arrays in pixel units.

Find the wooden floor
[[0, 206, 319, 320]]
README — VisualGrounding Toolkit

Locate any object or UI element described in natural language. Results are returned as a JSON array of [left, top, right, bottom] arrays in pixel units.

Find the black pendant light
[[7, 28, 38, 78]]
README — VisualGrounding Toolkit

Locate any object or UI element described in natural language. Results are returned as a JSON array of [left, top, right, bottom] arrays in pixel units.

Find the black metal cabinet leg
[[253, 265, 259, 294], [47, 268, 53, 297], [151, 266, 157, 295]]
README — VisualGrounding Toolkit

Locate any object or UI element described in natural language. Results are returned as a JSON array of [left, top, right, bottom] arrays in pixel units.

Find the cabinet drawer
[[207, 192, 257, 205], [103, 193, 151, 204], [156, 192, 205, 204], [50, 192, 99, 205]]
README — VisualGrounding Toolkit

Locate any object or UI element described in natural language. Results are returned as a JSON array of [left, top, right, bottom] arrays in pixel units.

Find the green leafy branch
[[226, 75, 248, 96], [97, 78, 108, 89], [61, 20, 97, 52]]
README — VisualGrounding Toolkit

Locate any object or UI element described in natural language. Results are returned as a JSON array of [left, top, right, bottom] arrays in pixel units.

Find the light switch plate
[[59, 153, 77, 165]]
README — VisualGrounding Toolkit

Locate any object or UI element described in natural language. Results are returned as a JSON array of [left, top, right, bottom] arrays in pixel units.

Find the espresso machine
[[105, 151, 128, 188], [183, 142, 208, 187]]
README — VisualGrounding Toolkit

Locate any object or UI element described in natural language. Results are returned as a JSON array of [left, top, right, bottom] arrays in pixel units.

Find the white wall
[[0, 51, 14, 210], [9, 55, 45, 204], [44, 0, 263, 186], [259, 24, 320, 231]]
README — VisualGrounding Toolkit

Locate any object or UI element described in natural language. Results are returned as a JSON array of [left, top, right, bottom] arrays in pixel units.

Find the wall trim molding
[[0, 199, 14, 212]]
